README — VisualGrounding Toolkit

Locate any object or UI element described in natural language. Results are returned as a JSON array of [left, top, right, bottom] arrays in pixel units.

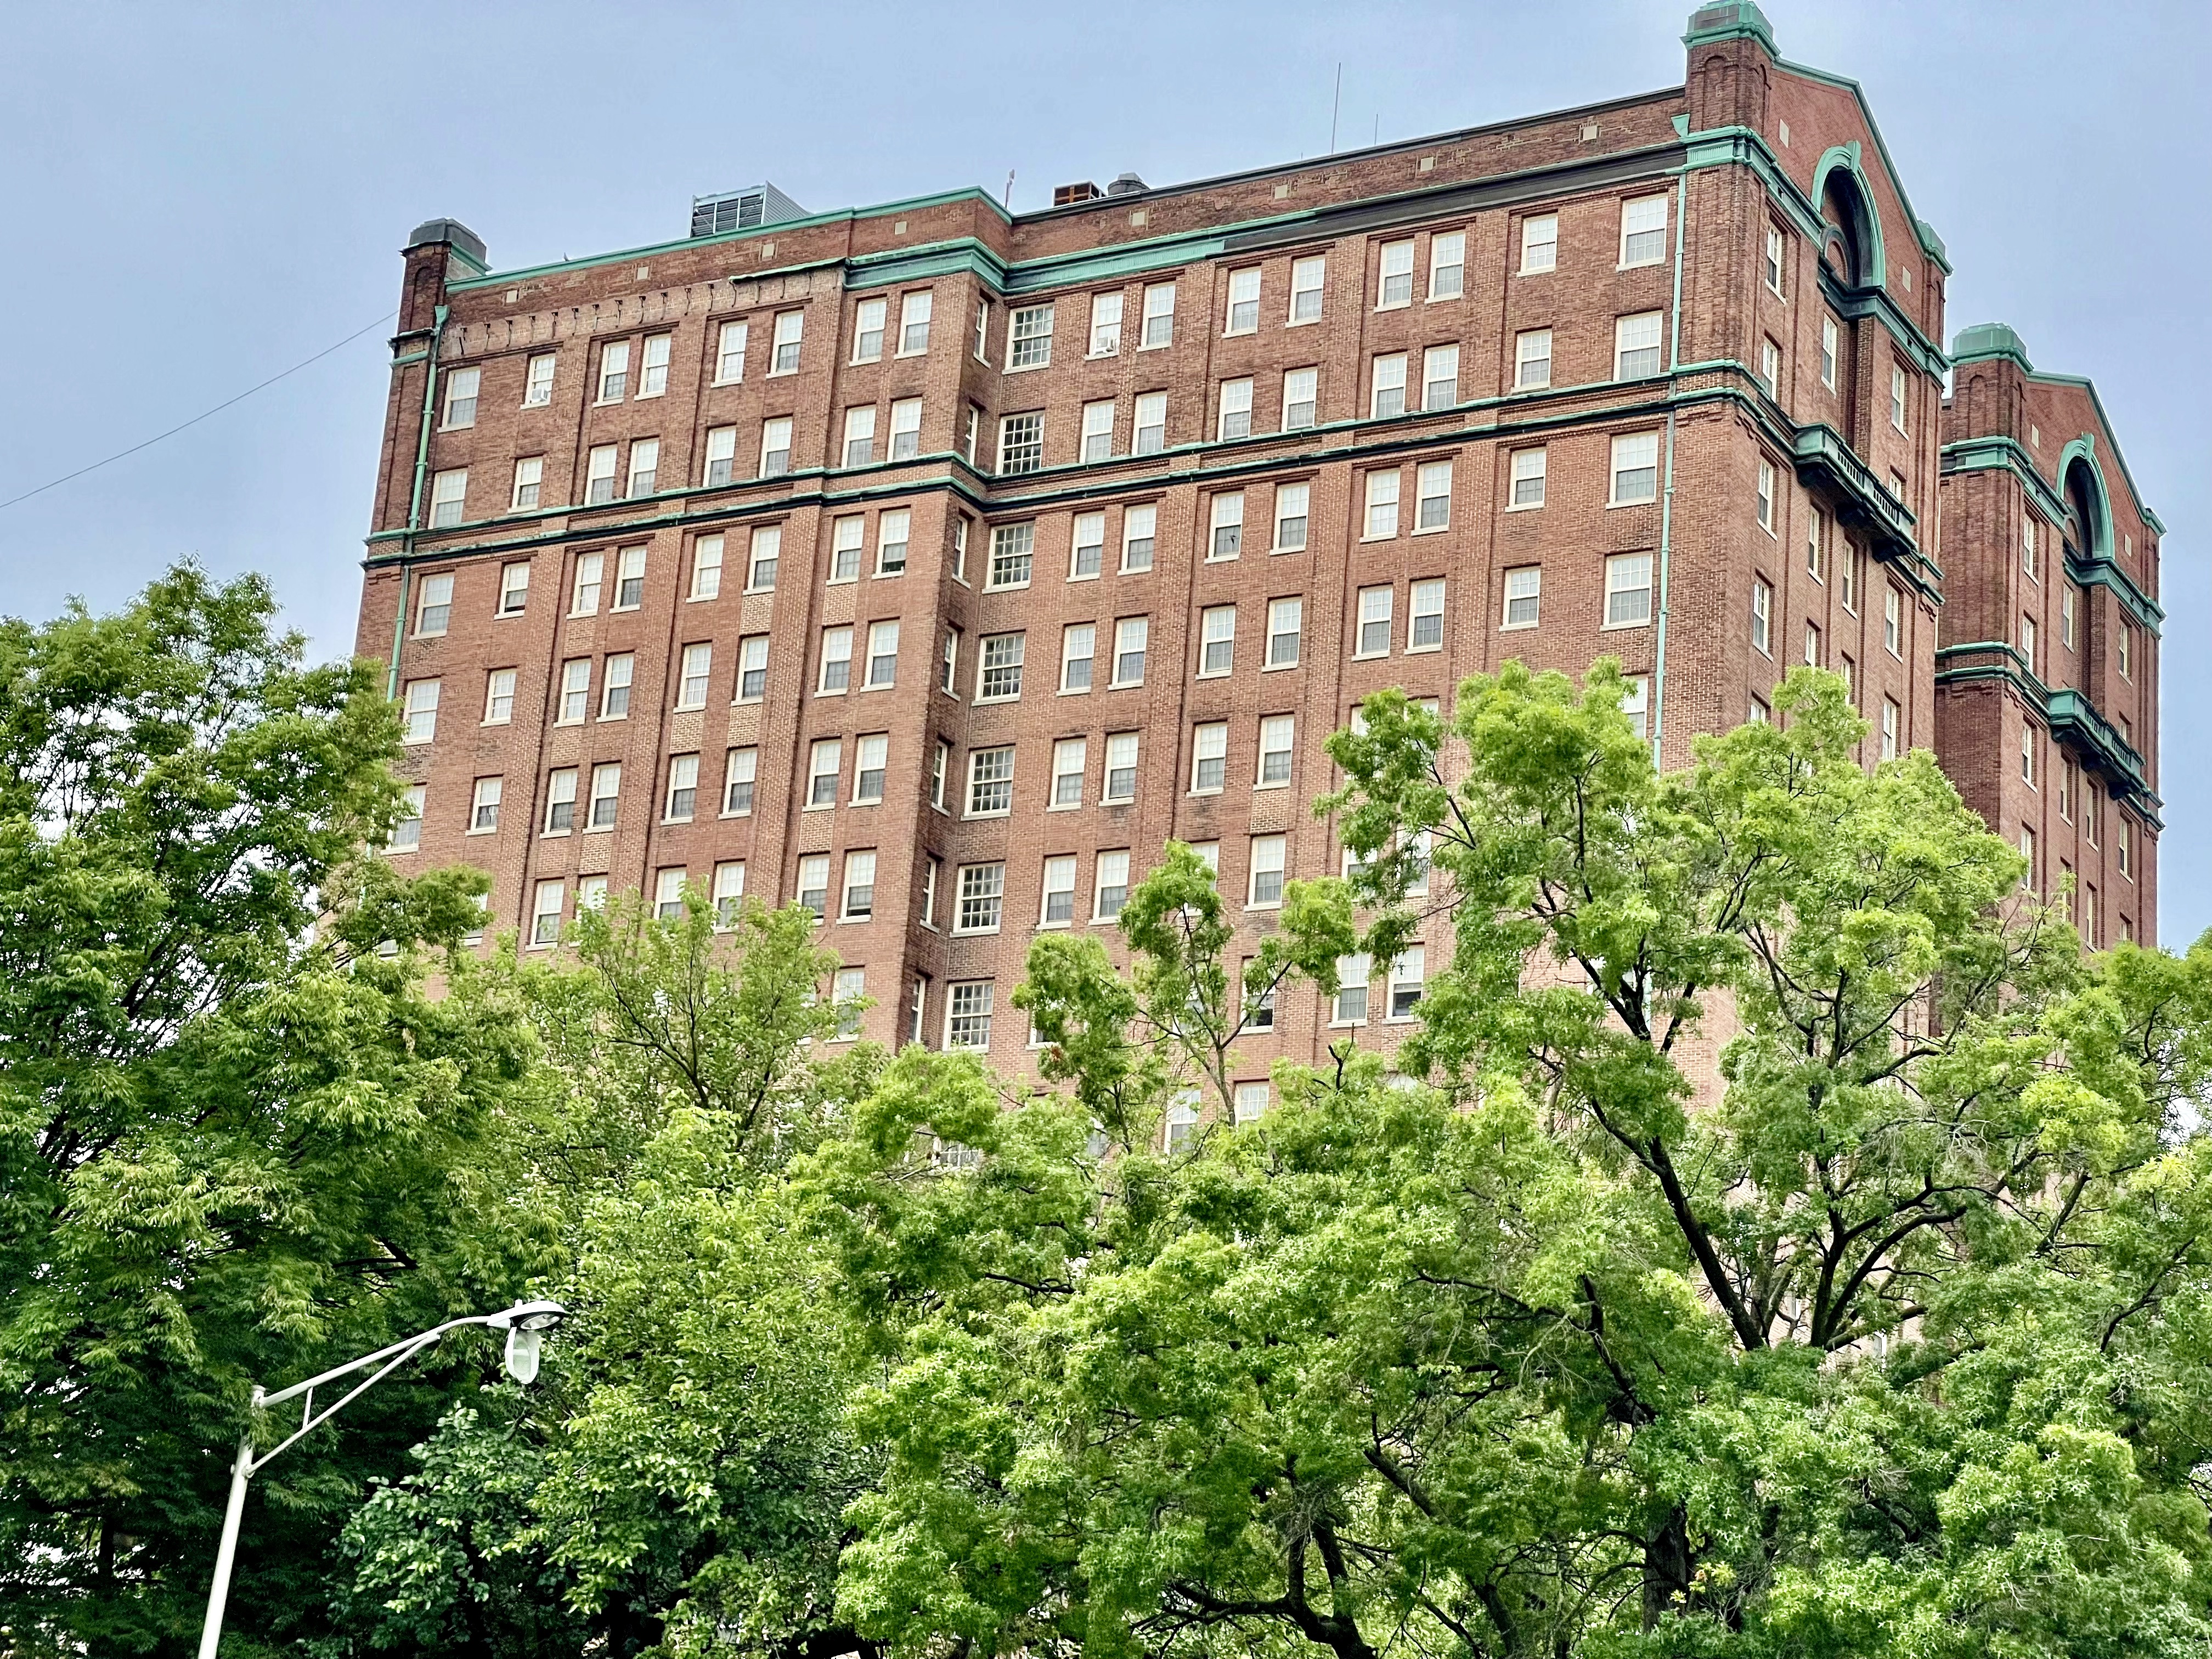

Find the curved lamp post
[[195, 1298, 567, 1659]]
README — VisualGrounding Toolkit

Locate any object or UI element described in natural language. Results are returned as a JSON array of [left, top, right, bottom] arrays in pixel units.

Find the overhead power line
[[0, 311, 399, 515]]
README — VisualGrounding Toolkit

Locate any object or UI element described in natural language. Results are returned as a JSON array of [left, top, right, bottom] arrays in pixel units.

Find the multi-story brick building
[[1936, 323, 2162, 949], [356, 0, 2162, 1085]]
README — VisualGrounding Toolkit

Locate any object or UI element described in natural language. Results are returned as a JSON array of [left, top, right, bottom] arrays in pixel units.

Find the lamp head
[[487, 1299, 567, 1385]]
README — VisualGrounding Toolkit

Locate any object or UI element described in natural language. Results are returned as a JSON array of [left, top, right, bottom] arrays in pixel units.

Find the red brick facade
[[354, 2, 2159, 1077]]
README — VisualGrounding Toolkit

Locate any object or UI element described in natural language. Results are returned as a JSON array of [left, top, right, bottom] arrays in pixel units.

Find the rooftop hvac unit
[[690, 182, 806, 239]]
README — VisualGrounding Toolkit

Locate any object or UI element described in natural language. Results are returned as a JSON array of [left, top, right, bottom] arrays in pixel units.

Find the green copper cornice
[[1791, 422, 1939, 595], [1934, 647, 2157, 813], [1682, 1, 1775, 53], [1810, 143, 1887, 289], [1939, 436, 2163, 633], [1770, 56, 1951, 271]]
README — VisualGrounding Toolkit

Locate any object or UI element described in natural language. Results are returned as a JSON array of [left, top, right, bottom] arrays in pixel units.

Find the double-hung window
[[510, 456, 543, 510], [843, 407, 876, 467], [1248, 835, 1286, 907], [665, 755, 698, 822], [414, 573, 453, 637], [1377, 239, 1414, 307], [402, 679, 439, 742], [1257, 715, 1295, 785], [853, 297, 887, 363], [715, 320, 747, 383], [1364, 470, 1400, 538], [967, 747, 1014, 816], [998, 411, 1043, 475], [1113, 617, 1148, 685], [1423, 344, 1459, 410], [1225, 268, 1260, 334], [428, 469, 467, 527], [1416, 460, 1451, 531], [1199, 606, 1235, 676], [1502, 567, 1541, 629], [1218, 377, 1254, 440], [1429, 230, 1465, 298], [760, 417, 792, 476], [1122, 504, 1157, 571], [1620, 194, 1668, 266], [889, 398, 922, 460], [978, 632, 1024, 701], [1370, 352, 1407, 417], [1133, 392, 1167, 454], [597, 340, 630, 402], [676, 643, 712, 709], [1060, 624, 1095, 691], [1605, 554, 1654, 627], [524, 352, 556, 404], [899, 290, 933, 354], [498, 560, 531, 616], [1209, 492, 1244, 560], [1103, 733, 1139, 803], [747, 526, 781, 591], [703, 426, 737, 487], [831, 515, 865, 582], [1009, 303, 1054, 368], [1615, 312, 1664, 379], [724, 748, 758, 815], [1510, 448, 1546, 508], [877, 510, 910, 575], [1282, 366, 1317, 430], [989, 523, 1034, 589], [818, 625, 853, 693], [1191, 722, 1228, 793], [771, 311, 803, 373], [1266, 598, 1302, 667], [639, 334, 670, 397], [1515, 329, 1551, 390], [866, 620, 899, 687], [1089, 291, 1123, 355], [599, 653, 634, 718], [1289, 256, 1325, 322], [806, 740, 842, 808], [1610, 433, 1659, 504], [1081, 399, 1114, 462], [854, 734, 888, 803], [1141, 282, 1176, 347], [1070, 511, 1105, 579], [1051, 737, 1086, 806], [1520, 213, 1558, 273], [1408, 580, 1444, 650], [1274, 482, 1309, 550], [1356, 586, 1392, 657]]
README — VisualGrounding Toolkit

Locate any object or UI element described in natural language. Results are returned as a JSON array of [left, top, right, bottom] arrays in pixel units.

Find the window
[[760, 417, 792, 476], [531, 881, 566, 946], [542, 768, 578, 834], [699, 426, 738, 488], [1610, 432, 1659, 504], [387, 784, 425, 853], [1819, 315, 1838, 389], [1751, 578, 1772, 655], [1192, 721, 1228, 792], [1839, 544, 1860, 614], [1520, 213, 1558, 274], [2058, 759, 2074, 822], [1142, 282, 1176, 347], [1009, 303, 1054, 369], [613, 546, 646, 609], [990, 522, 1034, 589], [978, 632, 1024, 701], [2118, 623, 2135, 680], [1622, 675, 1650, 740], [843, 407, 877, 467], [414, 573, 453, 637], [1242, 960, 1277, 1032], [1245, 833, 1288, 907], [1059, 511, 1103, 582], [1364, 470, 1401, 538], [728, 527, 772, 595], [1502, 566, 1541, 629], [771, 311, 803, 374], [818, 627, 854, 694], [1281, 366, 1317, 431], [428, 468, 466, 528], [1376, 238, 1415, 308], [1133, 392, 1167, 455], [972, 297, 991, 361], [1615, 312, 1663, 379], [2023, 518, 2039, 580], [725, 747, 758, 815], [1514, 329, 1552, 390], [1889, 363, 1909, 432], [1164, 1092, 1200, 1153], [888, 399, 923, 463], [1804, 621, 1821, 665], [1088, 291, 1123, 356], [1039, 855, 1078, 926], [1605, 554, 1653, 627], [1255, 485, 1305, 556], [1804, 508, 1824, 581], [504, 453, 544, 511], [1094, 850, 1131, 920], [968, 746, 1014, 816], [489, 564, 529, 623], [963, 404, 981, 468], [1415, 460, 1451, 531], [1254, 714, 1296, 786], [853, 297, 887, 363], [1429, 230, 1465, 298], [1218, 377, 1254, 440], [597, 340, 630, 402], [1389, 947, 1425, 1019], [664, 754, 699, 822], [714, 319, 747, 383], [1113, 617, 1148, 686], [940, 627, 961, 695], [830, 516, 866, 583], [1404, 579, 1445, 652], [1620, 194, 1668, 266], [1881, 698, 1900, 760], [947, 981, 994, 1048], [1122, 503, 1157, 570], [842, 850, 878, 921], [1838, 653, 1854, 704], [998, 412, 1043, 475], [956, 862, 1005, 933], [1758, 337, 1780, 397], [738, 636, 768, 701], [600, 653, 634, 719], [1757, 459, 1775, 532], [1748, 694, 1770, 726], [2119, 815, 2135, 879], [1333, 955, 1370, 1024], [484, 668, 516, 725], [1060, 624, 1095, 692], [877, 509, 911, 575], [1210, 492, 1244, 560], [1289, 255, 1325, 323], [1081, 399, 1115, 462], [2062, 584, 2078, 650], [1267, 598, 1302, 667], [1356, 586, 1393, 657], [2020, 613, 2038, 673], [677, 642, 713, 709], [524, 351, 556, 405], [796, 854, 830, 918], [1199, 606, 1236, 676], [1051, 737, 1086, 806], [806, 740, 842, 808], [1371, 352, 1408, 418], [2086, 782, 2101, 848], [829, 966, 867, 1039], [2021, 722, 2038, 788], [1226, 267, 1261, 334], [402, 678, 439, 742], [1423, 344, 1459, 411], [864, 620, 899, 689], [556, 658, 590, 723], [588, 763, 620, 829], [466, 775, 501, 833], [930, 743, 950, 811], [1884, 586, 1903, 656], [583, 445, 617, 504], [1103, 732, 1139, 803], [1763, 224, 1786, 296], [1510, 447, 1547, 509]]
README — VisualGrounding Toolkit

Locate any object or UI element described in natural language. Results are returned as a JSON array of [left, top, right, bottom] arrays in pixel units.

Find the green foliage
[[821, 662, 2212, 1659], [0, 567, 532, 1656]]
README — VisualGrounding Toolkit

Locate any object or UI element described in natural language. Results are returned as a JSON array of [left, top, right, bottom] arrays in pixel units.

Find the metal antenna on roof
[[1003, 170, 1015, 209], [1329, 64, 1341, 153]]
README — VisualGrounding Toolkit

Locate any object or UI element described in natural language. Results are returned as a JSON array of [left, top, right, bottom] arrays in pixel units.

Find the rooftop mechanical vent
[[690, 183, 806, 239], [1105, 171, 1148, 197]]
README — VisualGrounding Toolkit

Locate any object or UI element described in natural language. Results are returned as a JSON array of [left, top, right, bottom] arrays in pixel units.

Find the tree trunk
[[1642, 1503, 1693, 1629]]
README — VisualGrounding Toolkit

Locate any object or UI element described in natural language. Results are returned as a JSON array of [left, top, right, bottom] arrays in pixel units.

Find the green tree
[[0, 567, 533, 1657], [821, 663, 2212, 1659]]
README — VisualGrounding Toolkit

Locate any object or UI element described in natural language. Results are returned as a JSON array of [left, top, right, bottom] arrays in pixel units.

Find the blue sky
[[2, 1, 2205, 933]]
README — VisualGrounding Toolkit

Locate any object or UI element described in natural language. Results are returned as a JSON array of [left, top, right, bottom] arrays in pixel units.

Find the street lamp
[[194, 1298, 567, 1659]]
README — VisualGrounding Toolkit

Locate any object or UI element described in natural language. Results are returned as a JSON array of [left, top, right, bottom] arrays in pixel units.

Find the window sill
[[1599, 619, 1653, 633], [766, 368, 799, 379], [522, 399, 554, 410], [1047, 800, 1082, 811], [719, 810, 752, 821], [1261, 660, 1300, 673], [1285, 316, 1320, 329], [709, 375, 743, 389], [1003, 362, 1049, 375], [1404, 642, 1443, 655], [1136, 340, 1173, 352], [583, 825, 614, 836], [1426, 291, 1465, 304], [1351, 650, 1388, 664], [1255, 780, 1291, 792], [1374, 301, 1411, 314], [1505, 500, 1545, 514], [1412, 523, 1449, 536], [1189, 787, 1223, 799], [385, 845, 421, 856], [732, 697, 765, 708], [1500, 621, 1539, 633], [1607, 499, 1658, 511], [874, 567, 908, 580], [466, 826, 499, 837], [539, 830, 572, 840]]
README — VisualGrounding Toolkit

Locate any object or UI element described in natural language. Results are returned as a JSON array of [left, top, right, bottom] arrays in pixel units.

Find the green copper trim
[[1937, 437, 2163, 633], [1681, 1, 1775, 53], [1934, 648, 2156, 813], [1771, 56, 1951, 271], [2055, 435, 2115, 557], [1950, 324, 2162, 533], [1791, 422, 1939, 593], [1809, 143, 1887, 290], [1818, 269, 1946, 376]]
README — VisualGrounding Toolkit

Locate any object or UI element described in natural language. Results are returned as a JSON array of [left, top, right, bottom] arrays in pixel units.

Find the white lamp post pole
[[194, 1299, 566, 1659]]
